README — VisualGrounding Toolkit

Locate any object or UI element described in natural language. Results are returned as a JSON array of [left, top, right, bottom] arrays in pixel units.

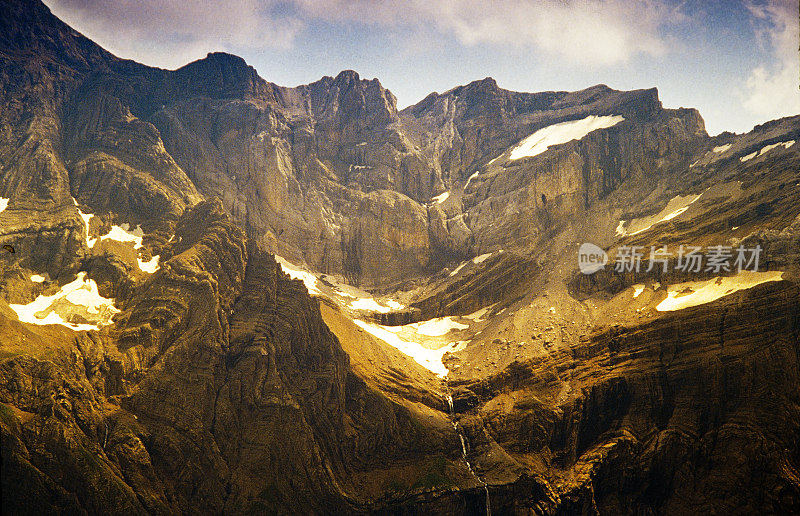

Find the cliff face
[[2, 0, 800, 514], [447, 281, 800, 514], [147, 70, 705, 287], [1, 200, 466, 514], [3, 0, 708, 288]]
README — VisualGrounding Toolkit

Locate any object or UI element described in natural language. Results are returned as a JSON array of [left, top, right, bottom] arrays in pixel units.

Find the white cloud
[[45, 0, 675, 70], [430, 0, 668, 65], [294, 0, 672, 66], [741, 0, 800, 122], [44, 0, 304, 69]]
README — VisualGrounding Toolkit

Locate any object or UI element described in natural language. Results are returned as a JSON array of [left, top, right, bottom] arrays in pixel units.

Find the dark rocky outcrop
[[449, 281, 800, 514], [1, 201, 469, 514]]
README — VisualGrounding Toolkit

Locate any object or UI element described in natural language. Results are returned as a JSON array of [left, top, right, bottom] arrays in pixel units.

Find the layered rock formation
[[1, 0, 709, 289], [2, 200, 472, 514], [2, 0, 800, 514], [444, 280, 800, 513]]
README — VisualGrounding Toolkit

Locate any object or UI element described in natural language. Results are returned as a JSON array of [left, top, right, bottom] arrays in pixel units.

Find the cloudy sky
[[44, 0, 799, 135]]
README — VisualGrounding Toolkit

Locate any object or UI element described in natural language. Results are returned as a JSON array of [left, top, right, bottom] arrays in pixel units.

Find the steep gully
[[446, 392, 491, 515]]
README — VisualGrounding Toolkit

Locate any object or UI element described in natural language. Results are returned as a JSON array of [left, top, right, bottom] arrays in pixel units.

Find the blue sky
[[44, 0, 799, 135]]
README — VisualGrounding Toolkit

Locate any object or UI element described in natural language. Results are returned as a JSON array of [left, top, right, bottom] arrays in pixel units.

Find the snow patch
[[101, 223, 144, 249], [449, 250, 502, 275], [353, 320, 464, 377], [449, 261, 468, 277], [72, 200, 145, 251], [411, 317, 469, 337], [617, 193, 702, 237], [9, 272, 120, 331], [386, 300, 405, 310], [760, 140, 795, 154], [75, 204, 97, 248], [464, 170, 481, 189], [350, 298, 391, 313], [473, 252, 493, 264], [275, 256, 321, 295], [432, 191, 450, 204], [740, 151, 758, 162], [741, 140, 795, 162], [712, 143, 732, 153], [509, 115, 624, 160], [656, 271, 783, 312], [30, 274, 46, 283], [0, 197, 8, 213], [137, 255, 160, 273], [632, 284, 645, 298]]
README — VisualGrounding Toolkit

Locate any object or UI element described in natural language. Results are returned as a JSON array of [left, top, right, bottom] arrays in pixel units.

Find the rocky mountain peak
[[170, 51, 274, 100], [191, 51, 250, 69], [304, 69, 398, 131], [458, 76, 501, 94], [333, 69, 363, 85], [0, 0, 114, 73]]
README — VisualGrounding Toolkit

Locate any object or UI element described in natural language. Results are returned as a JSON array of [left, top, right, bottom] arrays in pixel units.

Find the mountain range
[[2, 0, 800, 513]]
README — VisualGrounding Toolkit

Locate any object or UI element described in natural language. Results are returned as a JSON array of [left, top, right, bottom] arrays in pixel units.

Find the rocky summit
[[2, 0, 800, 514]]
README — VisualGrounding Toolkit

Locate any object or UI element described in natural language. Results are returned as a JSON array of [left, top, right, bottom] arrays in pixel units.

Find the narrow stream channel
[[446, 394, 491, 515]]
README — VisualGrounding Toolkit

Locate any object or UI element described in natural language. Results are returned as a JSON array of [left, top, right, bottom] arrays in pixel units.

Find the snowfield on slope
[[275, 256, 322, 295], [509, 115, 624, 160], [616, 193, 702, 237], [9, 272, 120, 331], [353, 319, 467, 376], [656, 271, 783, 311], [740, 140, 795, 162], [274, 256, 408, 312]]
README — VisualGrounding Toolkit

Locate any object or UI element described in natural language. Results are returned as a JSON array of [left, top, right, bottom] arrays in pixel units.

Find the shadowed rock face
[[447, 280, 800, 514], [2, 0, 800, 514], [1, 200, 463, 514]]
